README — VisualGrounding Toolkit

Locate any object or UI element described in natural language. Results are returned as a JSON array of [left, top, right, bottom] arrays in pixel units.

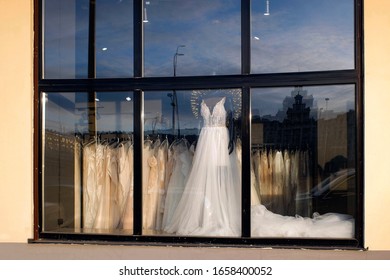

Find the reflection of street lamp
[[171, 45, 185, 137], [323, 98, 330, 168], [325, 98, 330, 110], [167, 93, 175, 136], [173, 45, 185, 76]]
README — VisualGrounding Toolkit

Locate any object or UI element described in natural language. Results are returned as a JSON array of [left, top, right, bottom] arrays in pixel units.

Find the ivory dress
[[162, 139, 193, 230], [165, 97, 241, 236]]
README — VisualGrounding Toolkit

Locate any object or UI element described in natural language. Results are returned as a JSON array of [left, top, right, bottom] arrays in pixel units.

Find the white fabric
[[155, 138, 169, 231], [162, 140, 193, 230], [236, 139, 260, 206], [251, 204, 354, 238], [121, 143, 134, 230], [165, 97, 241, 236], [163, 97, 354, 238]]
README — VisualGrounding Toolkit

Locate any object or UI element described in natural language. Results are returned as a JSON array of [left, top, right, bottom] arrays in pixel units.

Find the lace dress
[[165, 97, 241, 236]]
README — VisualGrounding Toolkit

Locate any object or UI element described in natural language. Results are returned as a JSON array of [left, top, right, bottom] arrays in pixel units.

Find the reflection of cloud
[[144, 0, 241, 76], [251, 24, 354, 73], [251, 0, 354, 73], [144, 0, 354, 76], [44, 0, 355, 78]]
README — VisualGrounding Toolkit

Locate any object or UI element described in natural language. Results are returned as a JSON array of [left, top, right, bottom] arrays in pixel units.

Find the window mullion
[[133, 0, 144, 235], [134, 0, 144, 78], [241, 0, 251, 75], [241, 87, 251, 238]]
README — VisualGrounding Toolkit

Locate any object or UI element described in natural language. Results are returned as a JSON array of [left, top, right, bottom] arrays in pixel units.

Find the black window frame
[[32, 0, 364, 249]]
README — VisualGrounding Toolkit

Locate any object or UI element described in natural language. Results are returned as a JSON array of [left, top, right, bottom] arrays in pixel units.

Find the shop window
[[144, 0, 241, 76], [251, 0, 355, 73], [250, 86, 356, 238], [36, 0, 363, 248], [42, 91, 134, 234]]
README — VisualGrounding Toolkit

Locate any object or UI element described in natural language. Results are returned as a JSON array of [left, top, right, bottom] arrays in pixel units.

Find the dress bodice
[[201, 97, 226, 127]]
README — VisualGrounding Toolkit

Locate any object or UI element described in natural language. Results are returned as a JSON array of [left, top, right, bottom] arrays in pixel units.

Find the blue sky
[[43, 0, 355, 133], [44, 0, 354, 77]]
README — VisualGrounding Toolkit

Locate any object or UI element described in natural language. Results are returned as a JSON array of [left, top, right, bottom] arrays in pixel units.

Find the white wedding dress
[[165, 97, 241, 236], [164, 96, 354, 239]]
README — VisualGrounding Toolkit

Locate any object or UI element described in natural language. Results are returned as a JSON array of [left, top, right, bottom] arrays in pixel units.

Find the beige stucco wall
[[0, 0, 34, 242], [0, 0, 389, 251], [364, 0, 390, 250]]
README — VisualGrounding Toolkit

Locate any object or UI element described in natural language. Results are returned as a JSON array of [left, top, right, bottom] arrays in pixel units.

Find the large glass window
[[250, 86, 356, 238], [43, 0, 89, 78], [37, 0, 363, 247], [144, 0, 241, 76], [251, 0, 355, 73], [42, 92, 134, 234], [43, 0, 134, 78], [143, 90, 242, 237]]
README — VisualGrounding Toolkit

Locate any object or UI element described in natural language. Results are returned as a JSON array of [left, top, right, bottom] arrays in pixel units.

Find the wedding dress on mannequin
[[164, 96, 354, 238], [165, 97, 241, 236]]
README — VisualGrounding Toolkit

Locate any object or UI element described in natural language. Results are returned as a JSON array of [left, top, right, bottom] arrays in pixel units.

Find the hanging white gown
[[165, 97, 241, 236], [121, 143, 134, 230], [235, 138, 260, 206], [162, 139, 193, 230], [94, 144, 120, 230], [117, 142, 132, 229], [155, 138, 169, 231], [82, 143, 97, 229]]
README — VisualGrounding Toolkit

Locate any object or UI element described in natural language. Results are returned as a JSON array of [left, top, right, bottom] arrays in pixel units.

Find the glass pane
[[43, 0, 89, 78], [250, 86, 356, 238], [42, 92, 134, 234], [144, 0, 241, 77], [251, 0, 355, 73], [143, 89, 242, 236], [96, 0, 133, 77], [43, 0, 133, 79]]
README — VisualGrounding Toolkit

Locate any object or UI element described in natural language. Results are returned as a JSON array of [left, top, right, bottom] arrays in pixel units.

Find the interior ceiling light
[[143, 8, 149, 23], [264, 0, 270, 16]]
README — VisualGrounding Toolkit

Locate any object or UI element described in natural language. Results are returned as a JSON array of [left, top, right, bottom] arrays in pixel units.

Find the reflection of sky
[[251, 0, 354, 72], [44, 92, 134, 134], [144, 0, 241, 76], [44, 85, 355, 135], [251, 85, 355, 119], [44, 0, 354, 77], [143, 0, 354, 76], [43, 1, 356, 133], [96, 0, 134, 77]]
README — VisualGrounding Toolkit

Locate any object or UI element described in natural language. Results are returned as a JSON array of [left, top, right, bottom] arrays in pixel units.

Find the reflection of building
[[275, 87, 317, 121], [253, 91, 317, 149], [283, 93, 317, 148], [317, 109, 356, 176]]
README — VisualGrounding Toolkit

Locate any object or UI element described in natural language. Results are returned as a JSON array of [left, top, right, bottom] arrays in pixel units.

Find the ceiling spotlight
[[264, 0, 270, 16], [143, 8, 149, 23], [254, 36, 260, 40], [126, 97, 132, 101], [102, 47, 108, 51]]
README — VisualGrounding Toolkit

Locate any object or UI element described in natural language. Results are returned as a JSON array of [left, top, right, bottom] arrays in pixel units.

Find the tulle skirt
[[164, 126, 241, 236], [251, 204, 354, 238], [164, 126, 354, 239]]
